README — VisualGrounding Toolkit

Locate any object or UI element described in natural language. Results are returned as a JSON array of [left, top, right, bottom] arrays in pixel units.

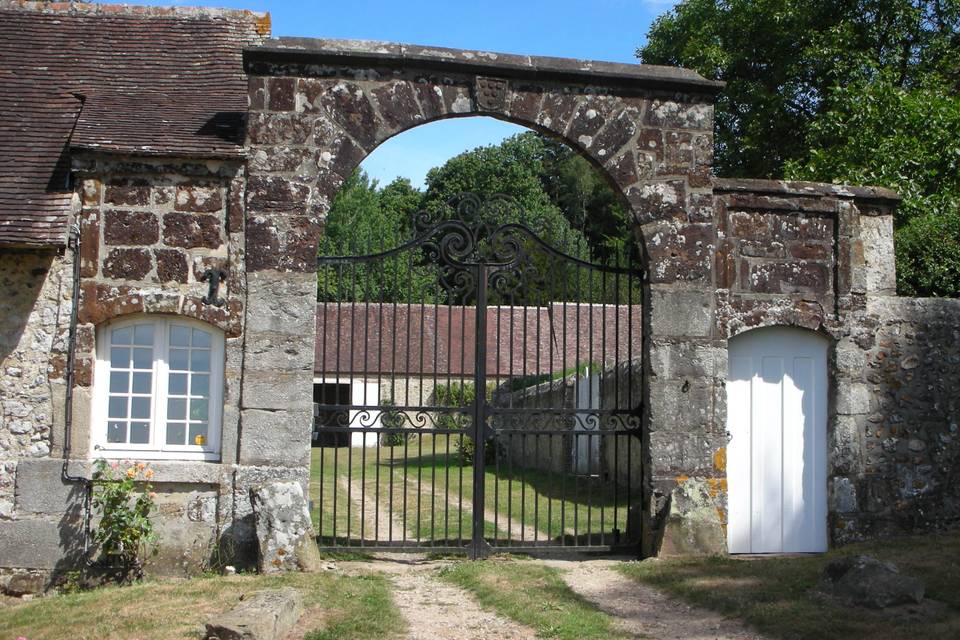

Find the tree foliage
[[639, 0, 960, 296], [318, 131, 638, 303]]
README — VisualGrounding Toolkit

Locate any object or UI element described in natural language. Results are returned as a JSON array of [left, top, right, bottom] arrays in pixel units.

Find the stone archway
[[238, 40, 728, 555]]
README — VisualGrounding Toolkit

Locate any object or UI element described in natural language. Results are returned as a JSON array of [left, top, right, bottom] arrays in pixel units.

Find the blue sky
[[154, 0, 679, 187]]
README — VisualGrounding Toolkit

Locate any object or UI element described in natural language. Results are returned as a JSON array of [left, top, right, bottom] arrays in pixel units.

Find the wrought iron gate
[[314, 194, 643, 557]]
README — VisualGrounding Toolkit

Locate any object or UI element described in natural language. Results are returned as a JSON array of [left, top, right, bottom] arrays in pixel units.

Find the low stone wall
[[491, 363, 642, 487]]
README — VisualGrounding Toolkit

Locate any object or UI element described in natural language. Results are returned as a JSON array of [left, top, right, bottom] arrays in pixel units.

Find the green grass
[[310, 433, 634, 548], [0, 571, 403, 640], [616, 531, 960, 640], [439, 560, 631, 640]]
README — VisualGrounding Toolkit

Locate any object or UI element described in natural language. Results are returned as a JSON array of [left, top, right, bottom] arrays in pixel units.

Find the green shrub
[[378, 400, 408, 446], [434, 381, 496, 465], [90, 459, 159, 583]]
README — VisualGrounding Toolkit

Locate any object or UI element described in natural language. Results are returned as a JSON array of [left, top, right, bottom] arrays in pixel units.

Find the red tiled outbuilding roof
[[0, 1, 269, 247]]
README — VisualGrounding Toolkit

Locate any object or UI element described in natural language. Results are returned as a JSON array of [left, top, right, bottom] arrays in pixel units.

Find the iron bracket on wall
[[200, 267, 229, 306]]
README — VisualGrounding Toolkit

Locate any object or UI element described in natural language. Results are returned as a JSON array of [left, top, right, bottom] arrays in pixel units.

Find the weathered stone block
[[837, 382, 871, 415], [832, 476, 858, 513], [268, 77, 296, 112], [163, 212, 223, 249], [244, 271, 318, 335], [104, 181, 150, 207], [243, 330, 316, 372], [245, 175, 311, 215], [648, 341, 725, 381], [238, 410, 311, 467], [103, 210, 159, 245], [372, 80, 422, 133], [744, 261, 830, 295], [318, 81, 378, 149], [102, 247, 152, 280], [861, 214, 896, 295], [249, 481, 321, 573], [657, 477, 727, 555], [204, 588, 304, 640], [647, 378, 716, 432], [817, 555, 924, 609], [154, 248, 189, 283], [241, 370, 314, 412], [175, 185, 224, 213], [0, 518, 80, 570], [648, 288, 713, 338], [14, 458, 85, 516]]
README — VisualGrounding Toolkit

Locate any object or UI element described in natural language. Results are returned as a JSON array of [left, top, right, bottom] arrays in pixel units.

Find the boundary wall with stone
[[0, 25, 955, 585]]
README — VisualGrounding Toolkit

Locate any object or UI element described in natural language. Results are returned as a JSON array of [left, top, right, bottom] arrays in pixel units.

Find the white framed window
[[92, 315, 224, 461]]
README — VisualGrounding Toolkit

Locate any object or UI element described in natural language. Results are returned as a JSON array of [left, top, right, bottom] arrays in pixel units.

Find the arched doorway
[[726, 326, 828, 553]]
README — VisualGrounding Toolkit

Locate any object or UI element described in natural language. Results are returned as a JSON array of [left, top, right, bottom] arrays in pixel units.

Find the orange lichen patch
[[255, 11, 272, 36], [716, 506, 727, 525], [707, 477, 727, 497], [676, 474, 690, 484], [713, 447, 727, 472]]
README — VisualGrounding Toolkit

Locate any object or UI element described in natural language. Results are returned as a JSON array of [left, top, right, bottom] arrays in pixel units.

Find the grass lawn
[[0, 571, 403, 640], [439, 558, 631, 640], [616, 531, 960, 640], [310, 433, 632, 548]]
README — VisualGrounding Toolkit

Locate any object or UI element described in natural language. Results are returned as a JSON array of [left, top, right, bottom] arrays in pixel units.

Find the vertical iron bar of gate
[[471, 263, 488, 559]]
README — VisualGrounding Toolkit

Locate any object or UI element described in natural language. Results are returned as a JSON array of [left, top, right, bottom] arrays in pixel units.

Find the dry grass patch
[[617, 531, 960, 640], [0, 571, 402, 640]]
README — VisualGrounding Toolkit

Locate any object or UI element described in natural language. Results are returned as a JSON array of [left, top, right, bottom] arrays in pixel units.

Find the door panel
[[727, 327, 827, 553]]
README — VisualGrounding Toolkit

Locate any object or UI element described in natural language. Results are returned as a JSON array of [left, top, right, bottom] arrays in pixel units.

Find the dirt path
[[550, 560, 766, 640], [341, 560, 536, 640]]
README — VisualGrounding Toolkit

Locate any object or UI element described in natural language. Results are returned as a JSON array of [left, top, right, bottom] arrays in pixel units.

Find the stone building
[[0, 1, 958, 582]]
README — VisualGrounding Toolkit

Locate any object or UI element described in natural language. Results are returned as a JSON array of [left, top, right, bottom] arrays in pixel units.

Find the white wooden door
[[726, 327, 828, 553]]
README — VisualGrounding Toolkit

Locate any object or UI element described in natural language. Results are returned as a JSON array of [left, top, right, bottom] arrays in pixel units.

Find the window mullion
[[154, 319, 169, 451]]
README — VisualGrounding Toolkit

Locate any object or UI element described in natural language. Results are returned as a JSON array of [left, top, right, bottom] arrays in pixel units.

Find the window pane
[[108, 396, 127, 419], [132, 372, 152, 394], [191, 349, 210, 372], [192, 328, 212, 348], [107, 421, 127, 443], [170, 325, 190, 347], [110, 347, 130, 369], [169, 349, 189, 371], [109, 371, 129, 394], [167, 398, 186, 420], [131, 397, 151, 419], [191, 374, 209, 397], [166, 423, 186, 445], [111, 327, 132, 345], [189, 398, 208, 421], [130, 422, 150, 444], [133, 324, 154, 346], [169, 373, 188, 395], [189, 423, 208, 447], [132, 347, 153, 370]]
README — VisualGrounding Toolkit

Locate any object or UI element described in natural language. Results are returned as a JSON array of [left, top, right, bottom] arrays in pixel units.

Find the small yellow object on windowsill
[[194, 434, 206, 446]]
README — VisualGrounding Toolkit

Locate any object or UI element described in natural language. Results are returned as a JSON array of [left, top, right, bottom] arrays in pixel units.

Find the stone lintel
[[244, 38, 725, 95], [714, 178, 900, 210]]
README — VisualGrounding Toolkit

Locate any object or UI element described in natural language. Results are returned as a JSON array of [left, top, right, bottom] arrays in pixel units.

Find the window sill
[[65, 458, 226, 484]]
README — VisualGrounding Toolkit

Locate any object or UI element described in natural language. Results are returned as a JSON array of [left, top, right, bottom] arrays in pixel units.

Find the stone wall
[[832, 296, 960, 542], [0, 156, 261, 584], [0, 250, 72, 518]]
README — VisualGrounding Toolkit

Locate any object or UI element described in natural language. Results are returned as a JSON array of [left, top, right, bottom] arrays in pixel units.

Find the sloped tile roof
[[0, 2, 269, 247]]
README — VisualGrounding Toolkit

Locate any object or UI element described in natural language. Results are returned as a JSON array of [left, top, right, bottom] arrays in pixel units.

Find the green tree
[[639, 0, 960, 296], [317, 171, 435, 302]]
